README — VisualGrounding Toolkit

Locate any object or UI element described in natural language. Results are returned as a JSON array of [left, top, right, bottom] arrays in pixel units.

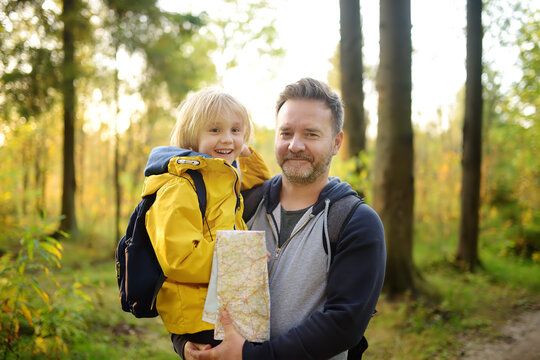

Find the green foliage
[[0, 216, 93, 359], [206, 0, 283, 71], [330, 151, 374, 200], [0, 0, 62, 122], [482, 3, 540, 263]]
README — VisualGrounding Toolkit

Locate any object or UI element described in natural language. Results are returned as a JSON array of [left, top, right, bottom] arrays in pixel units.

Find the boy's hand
[[239, 145, 252, 157]]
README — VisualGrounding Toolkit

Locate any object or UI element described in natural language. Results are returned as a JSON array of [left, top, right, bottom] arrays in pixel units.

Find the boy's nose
[[221, 131, 233, 143]]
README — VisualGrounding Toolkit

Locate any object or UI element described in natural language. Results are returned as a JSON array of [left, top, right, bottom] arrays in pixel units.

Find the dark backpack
[[115, 169, 207, 318]]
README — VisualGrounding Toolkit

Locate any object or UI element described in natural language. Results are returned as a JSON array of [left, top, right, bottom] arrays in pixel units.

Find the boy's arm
[[238, 146, 271, 191]]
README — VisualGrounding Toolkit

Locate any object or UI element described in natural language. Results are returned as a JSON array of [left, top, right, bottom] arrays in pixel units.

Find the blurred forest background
[[0, 0, 538, 359]]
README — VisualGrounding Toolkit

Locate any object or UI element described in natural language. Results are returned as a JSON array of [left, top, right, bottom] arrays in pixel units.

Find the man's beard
[[278, 149, 333, 184]]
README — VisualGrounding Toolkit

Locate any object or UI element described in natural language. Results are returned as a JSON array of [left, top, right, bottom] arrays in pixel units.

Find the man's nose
[[288, 135, 305, 152]]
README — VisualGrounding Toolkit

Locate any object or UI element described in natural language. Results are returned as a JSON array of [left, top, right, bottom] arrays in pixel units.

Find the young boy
[[140, 88, 270, 356]]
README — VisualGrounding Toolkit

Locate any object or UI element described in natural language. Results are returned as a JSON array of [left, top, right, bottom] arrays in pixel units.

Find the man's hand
[[187, 310, 246, 360]]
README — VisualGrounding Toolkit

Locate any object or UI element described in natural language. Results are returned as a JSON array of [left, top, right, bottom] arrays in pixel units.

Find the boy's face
[[197, 116, 245, 164]]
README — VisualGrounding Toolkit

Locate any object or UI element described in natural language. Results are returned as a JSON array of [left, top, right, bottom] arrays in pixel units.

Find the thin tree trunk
[[22, 145, 29, 215], [457, 0, 483, 271], [113, 39, 122, 244], [35, 125, 46, 217], [59, 0, 78, 235], [374, 0, 415, 298], [339, 0, 366, 156]]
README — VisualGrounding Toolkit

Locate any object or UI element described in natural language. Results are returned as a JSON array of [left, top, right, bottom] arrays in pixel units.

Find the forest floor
[[460, 306, 540, 360]]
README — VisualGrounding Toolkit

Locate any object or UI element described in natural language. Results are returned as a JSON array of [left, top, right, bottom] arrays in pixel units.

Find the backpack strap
[[242, 185, 363, 263], [242, 185, 264, 223], [324, 195, 364, 261], [186, 169, 207, 221], [151, 169, 206, 310]]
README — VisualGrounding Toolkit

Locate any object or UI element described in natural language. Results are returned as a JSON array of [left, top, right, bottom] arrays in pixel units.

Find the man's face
[[275, 99, 343, 184]]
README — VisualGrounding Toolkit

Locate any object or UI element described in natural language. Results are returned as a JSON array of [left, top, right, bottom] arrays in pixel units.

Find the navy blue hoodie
[[243, 175, 386, 359]]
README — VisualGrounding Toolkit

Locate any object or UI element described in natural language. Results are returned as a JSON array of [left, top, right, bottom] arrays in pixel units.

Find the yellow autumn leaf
[[39, 242, 62, 260], [19, 303, 33, 327], [31, 282, 50, 306]]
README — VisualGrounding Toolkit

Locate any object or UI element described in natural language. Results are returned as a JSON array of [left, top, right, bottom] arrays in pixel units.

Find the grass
[[55, 242, 179, 360], [2, 219, 539, 359], [363, 222, 540, 359]]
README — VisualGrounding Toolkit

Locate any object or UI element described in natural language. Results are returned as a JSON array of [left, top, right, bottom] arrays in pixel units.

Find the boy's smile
[[197, 117, 244, 164]]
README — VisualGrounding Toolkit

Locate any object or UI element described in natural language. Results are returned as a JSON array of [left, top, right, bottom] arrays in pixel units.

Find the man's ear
[[333, 131, 344, 155]]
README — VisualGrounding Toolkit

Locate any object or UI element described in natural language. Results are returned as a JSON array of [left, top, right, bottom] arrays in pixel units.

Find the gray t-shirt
[[279, 206, 309, 247]]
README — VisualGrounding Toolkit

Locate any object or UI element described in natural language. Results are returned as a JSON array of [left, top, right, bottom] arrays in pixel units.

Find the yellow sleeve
[[238, 147, 271, 191], [145, 176, 214, 283]]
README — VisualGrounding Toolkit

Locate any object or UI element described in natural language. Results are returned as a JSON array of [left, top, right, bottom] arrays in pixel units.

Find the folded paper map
[[203, 230, 270, 342]]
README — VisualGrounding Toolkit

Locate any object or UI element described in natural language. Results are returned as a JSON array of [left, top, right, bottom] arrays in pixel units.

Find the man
[[187, 78, 386, 359]]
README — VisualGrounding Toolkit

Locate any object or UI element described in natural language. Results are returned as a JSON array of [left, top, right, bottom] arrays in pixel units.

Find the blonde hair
[[170, 88, 252, 150]]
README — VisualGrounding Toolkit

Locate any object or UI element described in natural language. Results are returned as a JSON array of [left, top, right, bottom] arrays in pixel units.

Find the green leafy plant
[[0, 216, 93, 359]]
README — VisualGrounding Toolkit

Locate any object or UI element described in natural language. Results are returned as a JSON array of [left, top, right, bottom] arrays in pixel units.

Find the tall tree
[[374, 0, 415, 297], [339, 0, 366, 157], [456, 0, 483, 271], [59, 0, 78, 234]]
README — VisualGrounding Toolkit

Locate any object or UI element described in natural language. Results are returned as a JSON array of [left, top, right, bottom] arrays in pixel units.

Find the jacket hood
[[142, 146, 241, 198], [144, 146, 211, 176], [261, 175, 357, 215]]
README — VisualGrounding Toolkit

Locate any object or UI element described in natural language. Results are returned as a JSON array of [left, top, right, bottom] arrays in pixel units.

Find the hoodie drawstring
[[323, 198, 332, 272]]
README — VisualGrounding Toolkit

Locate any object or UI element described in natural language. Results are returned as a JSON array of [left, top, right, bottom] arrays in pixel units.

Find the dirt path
[[461, 309, 540, 360]]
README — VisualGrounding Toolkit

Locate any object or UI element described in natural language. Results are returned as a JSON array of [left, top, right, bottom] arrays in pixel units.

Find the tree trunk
[[374, 0, 415, 298], [35, 124, 46, 217], [457, 0, 483, 271], [339, 0, 366, 156], [22, 145, 29, 215], [114, 39, 122, 244], [59, 0, 78, 235]]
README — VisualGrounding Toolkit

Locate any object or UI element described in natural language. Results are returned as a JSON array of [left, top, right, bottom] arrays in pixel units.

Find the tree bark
[[114, 37, 122, 244], [59, 0, 78, 235], [339, 0, 366, 156], [35, 124, 46, 217], [457, 0, 483, 271], [374, 0, 415, 298]]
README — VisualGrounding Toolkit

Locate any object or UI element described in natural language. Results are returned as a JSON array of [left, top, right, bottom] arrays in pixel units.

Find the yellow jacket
[[141, 146, 270, 335]]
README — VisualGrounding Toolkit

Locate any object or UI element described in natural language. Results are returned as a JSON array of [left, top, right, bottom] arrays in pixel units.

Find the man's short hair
[[275, 78, 344, 135]]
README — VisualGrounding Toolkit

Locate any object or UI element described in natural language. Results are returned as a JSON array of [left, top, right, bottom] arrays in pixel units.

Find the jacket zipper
[[268, 214, 314, 277], [224, 162, 243, 230]]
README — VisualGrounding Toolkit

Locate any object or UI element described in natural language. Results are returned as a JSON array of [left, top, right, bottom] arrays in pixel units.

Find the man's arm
[[243, 204, 386, 359], [189, 204, 386, 360]]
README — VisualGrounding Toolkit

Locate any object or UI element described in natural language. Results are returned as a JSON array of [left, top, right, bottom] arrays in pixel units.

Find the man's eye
[[280, 132, 291, 137]]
